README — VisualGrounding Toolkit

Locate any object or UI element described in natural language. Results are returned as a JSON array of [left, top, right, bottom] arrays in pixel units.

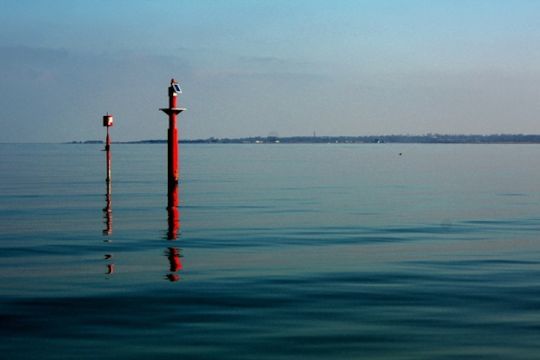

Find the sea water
[[1, 143, 540, 359]]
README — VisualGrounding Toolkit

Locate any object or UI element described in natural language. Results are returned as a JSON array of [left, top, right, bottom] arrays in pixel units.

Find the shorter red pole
[[102, 114, 114, 183], [102, 114, 114, 236], [106, 127, 111, 183]]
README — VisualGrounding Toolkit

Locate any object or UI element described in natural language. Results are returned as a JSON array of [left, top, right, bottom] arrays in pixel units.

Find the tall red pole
[[160, 79, 186, 210], [160, 81, 184, 282], [168, 85, 178, 203]]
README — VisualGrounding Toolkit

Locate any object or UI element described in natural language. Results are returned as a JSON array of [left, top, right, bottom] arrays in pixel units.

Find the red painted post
[[160, 79, 186, 210], [102, 114, 114, 183], [106, 127, 111, 182], [102, 114, 114, 236], [160, 83, 185, 280]]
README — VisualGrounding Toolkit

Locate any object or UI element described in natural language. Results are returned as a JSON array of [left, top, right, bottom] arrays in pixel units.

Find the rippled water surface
[[1, 143, 540, 359]]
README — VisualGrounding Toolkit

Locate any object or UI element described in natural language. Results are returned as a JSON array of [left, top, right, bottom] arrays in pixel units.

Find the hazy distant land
[[72, 134, 540, 145]]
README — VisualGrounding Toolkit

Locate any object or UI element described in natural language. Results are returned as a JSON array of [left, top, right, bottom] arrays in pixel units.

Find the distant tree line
[[70, 134, 540, 144], [181, 134, 540, 144]]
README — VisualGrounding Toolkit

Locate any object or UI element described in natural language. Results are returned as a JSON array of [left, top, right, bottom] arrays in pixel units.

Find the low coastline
[[69, 134, 540, 145]]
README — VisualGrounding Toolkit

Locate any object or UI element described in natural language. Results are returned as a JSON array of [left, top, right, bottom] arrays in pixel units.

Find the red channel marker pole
[[106, 127, 111, 182], [168, 83, 178, 198], [160, 79, 186, 210], [102, 114, 114, 236], [102, 114, 114, 183]]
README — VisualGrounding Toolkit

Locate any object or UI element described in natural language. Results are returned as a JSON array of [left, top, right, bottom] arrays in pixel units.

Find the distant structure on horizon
[[179, 134, 540, 144], [71, 134, 540, 145]]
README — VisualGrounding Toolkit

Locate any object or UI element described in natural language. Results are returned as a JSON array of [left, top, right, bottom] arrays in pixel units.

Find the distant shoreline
[[69, 134, 540, 145]]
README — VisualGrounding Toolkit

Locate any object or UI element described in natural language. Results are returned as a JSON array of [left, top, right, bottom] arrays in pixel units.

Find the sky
[[1, 0, 540, 142]]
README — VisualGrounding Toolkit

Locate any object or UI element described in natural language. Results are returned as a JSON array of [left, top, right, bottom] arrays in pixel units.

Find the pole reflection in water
[[103, 180, 113, 236], [165, 184, 183, 282], [103, 182, 114, 275], [167, 202, 179, 240]]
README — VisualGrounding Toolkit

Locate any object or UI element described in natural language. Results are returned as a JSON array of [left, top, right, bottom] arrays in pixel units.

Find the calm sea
[[1, 143, 540, 359]]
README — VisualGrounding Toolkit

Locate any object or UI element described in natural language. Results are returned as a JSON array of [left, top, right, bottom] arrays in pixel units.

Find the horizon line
[[5, 133, 540, 144]]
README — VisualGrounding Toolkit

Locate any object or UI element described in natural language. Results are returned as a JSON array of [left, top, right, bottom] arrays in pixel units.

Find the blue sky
[[1, 0, 540, 142]]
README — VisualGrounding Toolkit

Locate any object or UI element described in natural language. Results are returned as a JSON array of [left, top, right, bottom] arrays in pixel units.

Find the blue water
[[1, 143, 540, 359]]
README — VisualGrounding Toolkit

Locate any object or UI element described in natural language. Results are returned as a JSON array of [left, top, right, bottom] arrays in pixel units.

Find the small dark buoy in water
[[399, 152, 403, 156]]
